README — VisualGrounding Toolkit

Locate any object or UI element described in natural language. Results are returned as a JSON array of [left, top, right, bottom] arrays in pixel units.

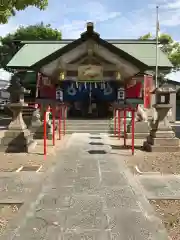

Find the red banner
[[144, 75, 153, 108], [38, 74, 56, 99]]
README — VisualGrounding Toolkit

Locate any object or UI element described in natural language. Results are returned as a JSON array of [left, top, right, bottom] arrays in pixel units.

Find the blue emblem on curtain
[[63, 81, 116, 102]]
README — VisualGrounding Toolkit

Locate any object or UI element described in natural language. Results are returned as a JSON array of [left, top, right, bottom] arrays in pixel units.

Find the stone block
[[126, 132, 148, 139], [150, 129, 175, 138], [143, 141, 180, 152], [0, 129, 37, 153], [31, 123, 53, 140], [127, 121, 149, 139], [147, 136, 179, 146]]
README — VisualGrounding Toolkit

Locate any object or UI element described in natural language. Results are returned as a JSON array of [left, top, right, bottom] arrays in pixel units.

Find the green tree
[[140, 33, 180, 71], [0, 0, 48, 24], [0, 22, 62, 70]]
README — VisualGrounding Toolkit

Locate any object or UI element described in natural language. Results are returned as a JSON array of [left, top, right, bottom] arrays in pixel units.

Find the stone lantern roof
[[152, 82, 176, 94]]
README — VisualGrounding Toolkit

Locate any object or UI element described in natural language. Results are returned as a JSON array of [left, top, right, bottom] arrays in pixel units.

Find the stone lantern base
[[0, 103, 37, 153], [126, 121, 149, 139], [30, 108, 53, 140], [143, 104, 180, 152]]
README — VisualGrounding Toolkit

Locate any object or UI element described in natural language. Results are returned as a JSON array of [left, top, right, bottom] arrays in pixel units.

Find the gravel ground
[[109, 137, 180, 174], [0, 132, 70, 172], [150, 200, 180, 240], [125, 151, 180, 174], [0, 204, 21, 235]]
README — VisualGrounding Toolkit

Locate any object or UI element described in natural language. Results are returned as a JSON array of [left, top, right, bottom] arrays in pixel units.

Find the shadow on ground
[[110, 144, 143, 151]]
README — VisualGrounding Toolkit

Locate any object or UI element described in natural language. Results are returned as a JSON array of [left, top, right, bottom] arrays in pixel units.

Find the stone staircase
[[66, 119, 110, 134]]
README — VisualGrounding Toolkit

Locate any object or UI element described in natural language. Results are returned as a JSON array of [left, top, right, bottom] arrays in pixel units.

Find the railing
[[113, 106, 136, 155]]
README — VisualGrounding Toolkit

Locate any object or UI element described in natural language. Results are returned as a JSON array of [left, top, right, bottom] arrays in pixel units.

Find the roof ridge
[[19, 39, 156, 44]]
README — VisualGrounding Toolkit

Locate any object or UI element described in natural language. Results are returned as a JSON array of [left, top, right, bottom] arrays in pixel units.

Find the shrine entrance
[[63, 79, 117, 119]]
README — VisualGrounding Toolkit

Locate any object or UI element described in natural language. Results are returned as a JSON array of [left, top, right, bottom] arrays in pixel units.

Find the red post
[[114, 109, 116, 135], [52, 107, 55, 146], [63, 105, 66, 135], [118, 109, 121, 139], [58, 105, 61, 140], [123, 108, 127, 147], [131, 109, 135, 155], [43, 107, 47, 159]]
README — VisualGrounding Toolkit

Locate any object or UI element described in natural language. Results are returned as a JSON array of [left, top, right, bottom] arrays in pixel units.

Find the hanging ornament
[[103, 82, 106, 89], [59, 71, 65, 80], [67, 82, 77, 96], [89, 82, 92, 98], [76, 81, 78, 88], [100, 82, 103, 89], [104, 82, 113, 95], [116, 71, 121, 80], [84, 82, 87, 89], [95, 82, 97, 88]]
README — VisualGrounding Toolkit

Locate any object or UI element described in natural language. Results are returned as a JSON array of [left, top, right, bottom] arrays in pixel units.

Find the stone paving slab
[[0, 172, 43, 203], [137, 174, 180, 199], [2, 133, 169, 240]]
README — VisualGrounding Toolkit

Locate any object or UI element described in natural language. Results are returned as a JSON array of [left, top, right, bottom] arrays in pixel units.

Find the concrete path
[[0, 172, 43, 204], [2, 133, 169, 240], [138, 174, 180, 199]]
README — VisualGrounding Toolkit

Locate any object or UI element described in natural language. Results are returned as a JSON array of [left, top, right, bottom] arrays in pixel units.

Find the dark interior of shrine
[[59, 80, 119, 119]]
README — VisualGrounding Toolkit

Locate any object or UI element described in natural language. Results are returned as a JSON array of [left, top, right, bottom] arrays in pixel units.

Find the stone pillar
[[143, 83, 179, 152]]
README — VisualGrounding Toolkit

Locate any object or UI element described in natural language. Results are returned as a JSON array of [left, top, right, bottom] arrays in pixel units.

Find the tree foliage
[[0, 0, 48, 24], [0, 22, 62, 70], [140, 33, 180, 71]]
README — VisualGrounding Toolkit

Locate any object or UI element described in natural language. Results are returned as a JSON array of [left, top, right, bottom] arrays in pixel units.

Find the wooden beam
[[66, 63, 117, 71]]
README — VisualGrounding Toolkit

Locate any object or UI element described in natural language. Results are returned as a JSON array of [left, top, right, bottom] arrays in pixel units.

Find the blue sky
[[0, 0, 180, 80]]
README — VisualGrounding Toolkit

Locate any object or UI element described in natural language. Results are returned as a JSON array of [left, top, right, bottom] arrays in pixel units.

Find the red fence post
[[58, 105, 61, 140], [123, 108, 127, 147], [52, 106, 55, 146], [131, 109, 135, 155], [114, 109, 116, 135], [63, 105, 66, 135], [43, 107, 47, 159], [118, 109, 121, 139]]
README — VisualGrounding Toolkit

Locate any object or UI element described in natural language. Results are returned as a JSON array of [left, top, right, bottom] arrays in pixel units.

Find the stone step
[[143, 142, 180, 152], [66, 128, 108, 132], [65, 121, 109, 124], [147, 136, 179, 146], [66, 129, 109, 134], [66, 123, 109, 127]]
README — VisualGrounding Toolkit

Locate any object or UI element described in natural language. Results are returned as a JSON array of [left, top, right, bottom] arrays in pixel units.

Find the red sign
[[144, 75, 153, 108], [126, 80, 142, 98], [37, 73, 56, 99]]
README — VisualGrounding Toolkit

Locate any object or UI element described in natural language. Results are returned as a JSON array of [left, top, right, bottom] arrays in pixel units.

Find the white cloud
[[0, 21, 19, 37], [162, 0, 180, 9], [0, 69, 12, 80], [166, 71, 180, 82], [59, 1, 121, 38]]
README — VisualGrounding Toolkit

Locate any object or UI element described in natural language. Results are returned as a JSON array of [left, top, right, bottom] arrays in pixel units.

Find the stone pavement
[[137, 174, 180, 199], [2, 133, 169, 240], [0, 172, 43, 204]]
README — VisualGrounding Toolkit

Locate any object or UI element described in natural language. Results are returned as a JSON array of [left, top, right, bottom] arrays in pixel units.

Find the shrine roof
[[7, 24, 172, 70]]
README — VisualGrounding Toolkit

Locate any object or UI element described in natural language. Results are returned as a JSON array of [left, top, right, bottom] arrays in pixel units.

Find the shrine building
[[7, 22, 173, 119]]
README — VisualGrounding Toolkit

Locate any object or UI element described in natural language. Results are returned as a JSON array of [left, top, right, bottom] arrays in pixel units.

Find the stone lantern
[[0, 73, 37, 152], [143, 83, 179, 152]]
